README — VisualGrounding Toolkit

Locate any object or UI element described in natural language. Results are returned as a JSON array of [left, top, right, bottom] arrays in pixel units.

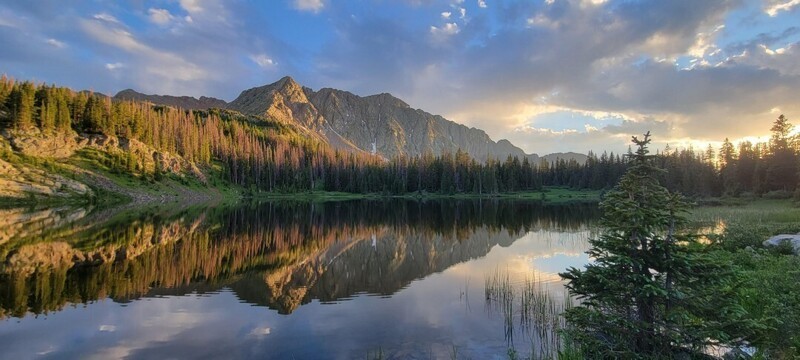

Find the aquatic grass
[[485, 268, 580, 359]]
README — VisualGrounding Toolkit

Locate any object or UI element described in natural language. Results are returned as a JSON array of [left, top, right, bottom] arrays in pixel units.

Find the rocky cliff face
[[227, 77, 363, 152], [114, 89, 227, 110]]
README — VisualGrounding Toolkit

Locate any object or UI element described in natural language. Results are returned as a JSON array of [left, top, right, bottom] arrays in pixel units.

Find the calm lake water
[[0, 200, 598, 359]]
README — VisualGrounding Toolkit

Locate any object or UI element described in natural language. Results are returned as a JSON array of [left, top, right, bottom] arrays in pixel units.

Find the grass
[[691, 199, 800, 250], [689, 199, 800, 359], [484, 268, 580, 359]]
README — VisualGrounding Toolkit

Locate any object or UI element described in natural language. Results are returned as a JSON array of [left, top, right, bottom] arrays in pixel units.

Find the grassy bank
[[691, 199, 800, 358]]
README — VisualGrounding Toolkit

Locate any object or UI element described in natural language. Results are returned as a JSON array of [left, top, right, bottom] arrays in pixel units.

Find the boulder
[[763, 234, 800, 255]]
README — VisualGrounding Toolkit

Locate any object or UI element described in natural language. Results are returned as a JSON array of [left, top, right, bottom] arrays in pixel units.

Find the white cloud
[[148, 8, 174, 25], [478, 0, 487, 8], [293, 0, 325, 13], [46, 38, 66, 48], [441, 11, 451, 19], [93, 13, 120, 24], [765, 0, 800, 16], [105, 62, 124, 70], [459, 7, 466, 19], [430, 22, 460, 43], [251, 54, 277, 67], [179, 0, 204, 14], [82, 17, 208, 83]]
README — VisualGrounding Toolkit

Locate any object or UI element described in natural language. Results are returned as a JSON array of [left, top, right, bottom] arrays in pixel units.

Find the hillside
[[0, 76, 606, 204]]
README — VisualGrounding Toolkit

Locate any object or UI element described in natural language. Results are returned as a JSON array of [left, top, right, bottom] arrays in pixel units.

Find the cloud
[[478, 0, 487, 8], [293, 0, 325, 13], [179, 0, 204, 14], [81, 14, 210, 90], [105, 62, 124, 70], [92, 13, 120, 24], [765, 0, 800, 16], [250, 54, 276, 67], [430, 22, 460, 42], [46, 38, 66, 48], [2, 0, 799, 155], [148, 8, 174, 25]]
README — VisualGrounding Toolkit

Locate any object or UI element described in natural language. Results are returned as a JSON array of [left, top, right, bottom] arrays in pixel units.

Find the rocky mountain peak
[[222, 76, 584, 163]]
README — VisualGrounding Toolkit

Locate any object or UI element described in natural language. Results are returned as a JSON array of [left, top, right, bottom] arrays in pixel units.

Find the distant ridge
[[114, 89, 227, 110]]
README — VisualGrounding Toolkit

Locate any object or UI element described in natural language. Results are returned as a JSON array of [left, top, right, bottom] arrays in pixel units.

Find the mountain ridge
[[114, 89, 227, 110], [114, 76, 587, 163]]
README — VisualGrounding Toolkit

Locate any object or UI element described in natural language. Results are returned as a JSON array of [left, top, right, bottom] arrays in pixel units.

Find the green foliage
[[561, 133, 755, 358], [724, 250, 800, 358]]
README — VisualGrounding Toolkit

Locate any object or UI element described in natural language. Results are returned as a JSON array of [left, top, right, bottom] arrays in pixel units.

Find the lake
[[0, 200, 598, 359]]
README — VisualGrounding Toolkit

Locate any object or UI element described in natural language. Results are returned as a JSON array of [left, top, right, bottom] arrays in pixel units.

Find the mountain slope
[[114, 89, 227, 110]]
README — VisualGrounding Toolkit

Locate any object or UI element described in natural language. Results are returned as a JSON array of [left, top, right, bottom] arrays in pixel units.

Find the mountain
[[228, 76, 536, 162], [114, 89, 227, 110], [225, 76, 363, 152], [119, 76, 587, 163], [542, 152, 589, 164]]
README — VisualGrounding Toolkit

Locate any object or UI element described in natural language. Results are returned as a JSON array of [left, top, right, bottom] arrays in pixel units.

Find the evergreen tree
[[561, 132, 752, 358], [10, 81, 35, 130], [765, 115, 797, 191], [719, 138, 738, 195]]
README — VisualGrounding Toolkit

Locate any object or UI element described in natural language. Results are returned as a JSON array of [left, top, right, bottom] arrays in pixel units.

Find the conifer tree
[[561, 132, 753, 358], [10, 81, 35, 131]]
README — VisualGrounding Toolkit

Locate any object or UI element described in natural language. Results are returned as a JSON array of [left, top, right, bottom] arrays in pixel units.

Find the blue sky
[[1, 0, 799, 155]]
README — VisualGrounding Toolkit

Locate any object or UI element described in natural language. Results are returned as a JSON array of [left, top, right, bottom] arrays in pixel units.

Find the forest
[[1, 76, 797, 199]]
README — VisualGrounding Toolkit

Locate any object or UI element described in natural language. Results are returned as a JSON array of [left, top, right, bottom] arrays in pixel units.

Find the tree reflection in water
[[0, 200, 598, 319]]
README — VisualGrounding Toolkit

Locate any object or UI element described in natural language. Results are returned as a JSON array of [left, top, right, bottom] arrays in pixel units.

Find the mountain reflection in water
[[0, 199, 598, 359]]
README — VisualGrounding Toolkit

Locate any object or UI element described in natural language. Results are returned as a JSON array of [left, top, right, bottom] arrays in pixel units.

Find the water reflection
[[0, 200, 598, 359]]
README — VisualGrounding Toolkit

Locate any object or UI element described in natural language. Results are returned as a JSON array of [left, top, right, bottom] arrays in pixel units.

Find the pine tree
[[719, 138, 738, 195], [765, 115, 797, 192], [10, 82, 35, 131], [561, 132, 753, 358]]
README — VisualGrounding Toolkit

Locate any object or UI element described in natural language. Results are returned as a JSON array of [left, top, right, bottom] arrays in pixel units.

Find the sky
[[0, 0, 799, 155]]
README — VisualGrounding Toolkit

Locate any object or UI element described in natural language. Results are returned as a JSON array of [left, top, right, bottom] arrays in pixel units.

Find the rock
[[722, 346, 755, 360], [763, 234, 800, 255], [0, 161, 93, 200], [3, 129, 82, 158], [85, 134, 119, 150]]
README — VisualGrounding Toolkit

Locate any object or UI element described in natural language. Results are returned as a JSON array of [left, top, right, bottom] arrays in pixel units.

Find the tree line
[[1, 76, 797, 198]]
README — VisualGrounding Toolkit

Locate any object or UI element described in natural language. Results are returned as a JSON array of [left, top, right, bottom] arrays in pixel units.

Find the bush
[[762, 190, 793, 200]]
